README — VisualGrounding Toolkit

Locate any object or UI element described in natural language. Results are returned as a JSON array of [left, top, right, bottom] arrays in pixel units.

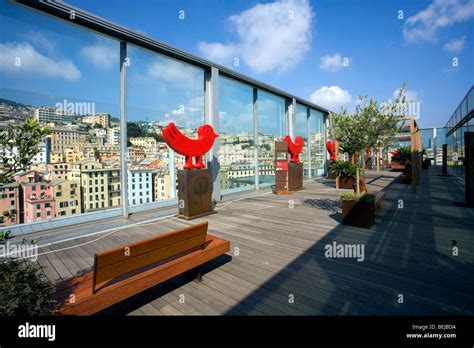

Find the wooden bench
[[54, 221, 230, 315], [371, 191, 386, 208], [365, 191, 386, 208]]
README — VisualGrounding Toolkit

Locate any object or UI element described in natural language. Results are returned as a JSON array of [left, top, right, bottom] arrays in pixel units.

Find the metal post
[[253, 88, 259, 190], [307, 108, 311, 178], [119, 41, 129, 219], [205, 67, 220, 202], [169, 150, 176, 199]]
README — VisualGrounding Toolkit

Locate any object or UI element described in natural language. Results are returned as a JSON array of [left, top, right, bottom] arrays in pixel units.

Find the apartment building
[[107, 128, 120, 145], [127, 169, 154, 205], [34, 107, 76, 124], [82, 113, 111, 128], [51, 179, 81, 217], [68, 160, 121, 213], [129, 137, 157, 148], [0, 183, 19, 225], [21, 181, 55, 223]]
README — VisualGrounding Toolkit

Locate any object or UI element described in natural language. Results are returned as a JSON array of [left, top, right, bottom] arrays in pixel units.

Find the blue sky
[[1, 0, 473, 128]]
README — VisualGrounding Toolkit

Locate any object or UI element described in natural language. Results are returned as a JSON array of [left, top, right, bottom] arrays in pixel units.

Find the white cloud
[[0, 42, 81, 81], [443, 36, 466, 53], [147, 57, 202, 87], [197, 42, 238, 62], [22, 31, 55, 54], [309, 86, 352, 112], [319, 53, 349, 72], [80, 41, 117, 69], [198, 0, 314, 73], [403, 0, 474, 42]]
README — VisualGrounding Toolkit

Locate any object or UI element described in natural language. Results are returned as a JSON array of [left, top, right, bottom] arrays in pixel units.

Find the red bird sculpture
[[326, 140, 336, 160], [162, 122, 218, 170], [284, 135, 304, 162]]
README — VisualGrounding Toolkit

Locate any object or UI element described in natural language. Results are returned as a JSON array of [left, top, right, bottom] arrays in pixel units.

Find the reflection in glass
[[295, 104, 309, 178], [126, 45, 205, 205], [0, 0, 120, 225], [218, 77, 255, 192], [257, 91, 286, 186], [310, 109, 325, 177]]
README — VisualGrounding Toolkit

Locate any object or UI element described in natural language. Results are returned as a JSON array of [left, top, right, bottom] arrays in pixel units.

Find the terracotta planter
[[338, 177, 354, 189], [342, 199, 375, 228]]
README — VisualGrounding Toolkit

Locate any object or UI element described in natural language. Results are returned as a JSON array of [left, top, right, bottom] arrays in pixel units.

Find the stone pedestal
[[178, 168, 216, 220], [288, 162, 303, 191]]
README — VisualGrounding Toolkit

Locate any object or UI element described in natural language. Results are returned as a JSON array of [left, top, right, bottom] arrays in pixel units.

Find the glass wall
[[295, 104, 309, 178], [126, 45, 204, 206], [0, 0, 120, 225], [219, 76, 255, 193], [257, 91, 286, 186], [445, 86, 474, 178], [310, 109, 326, 176], [0, 0, 330, 229]]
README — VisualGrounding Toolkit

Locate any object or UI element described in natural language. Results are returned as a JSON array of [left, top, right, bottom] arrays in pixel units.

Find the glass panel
[[257, 90, 286, 186], [310, 109, 325, 176], [219, 76, 255, 193], [295, 104, 309, 178], [126, 45, 205, 205], [0, 0, 120, 226], [468, 88, 474, 113]]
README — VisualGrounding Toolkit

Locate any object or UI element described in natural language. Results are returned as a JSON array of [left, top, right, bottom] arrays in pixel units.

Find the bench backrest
[[92, 221, 208, 293]]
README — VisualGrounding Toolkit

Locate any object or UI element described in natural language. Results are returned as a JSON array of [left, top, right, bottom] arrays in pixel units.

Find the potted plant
[[330, 160, 356, 189], [390, 146, 411, 171], [341, 192, 376, 228]]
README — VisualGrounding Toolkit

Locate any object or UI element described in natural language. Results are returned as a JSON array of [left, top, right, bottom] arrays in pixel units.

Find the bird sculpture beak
[[214, 134, 219, 138]]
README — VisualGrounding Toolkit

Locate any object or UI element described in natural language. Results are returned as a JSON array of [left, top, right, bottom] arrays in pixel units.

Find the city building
[[107, 128, 120, 145], [51, 179, 81, 218], [127, 147, 146, 162], [0, 183, 19, 225], [68, 160, 121, 212], [154, 173, 174, 201], [127, 169, 154, 205], [129, 137, 157, 148], [82, 113, 111, 128], [21, 181, 55, 223], [34, 107, 76, 124]]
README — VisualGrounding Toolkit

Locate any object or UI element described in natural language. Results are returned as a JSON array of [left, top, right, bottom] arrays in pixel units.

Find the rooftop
[[18, 167, 474, 315]]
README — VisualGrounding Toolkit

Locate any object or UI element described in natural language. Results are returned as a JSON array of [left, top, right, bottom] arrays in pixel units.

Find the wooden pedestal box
[[178, 169, 215, 220], [288, 162, 303, 191]]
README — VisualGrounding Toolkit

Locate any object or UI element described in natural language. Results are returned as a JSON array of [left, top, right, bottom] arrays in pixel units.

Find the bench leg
[[187, 266, 202, 283]]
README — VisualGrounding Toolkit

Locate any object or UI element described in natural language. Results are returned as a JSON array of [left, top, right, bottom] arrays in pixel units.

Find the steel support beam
[[205, 67, 220, 202], [119, 41, 129, 218]]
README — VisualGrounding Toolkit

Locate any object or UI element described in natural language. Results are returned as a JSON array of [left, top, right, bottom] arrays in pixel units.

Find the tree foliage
[[0, 260, 59, 316], [0, 118, 49, 184], [329, 84, 410, 156]]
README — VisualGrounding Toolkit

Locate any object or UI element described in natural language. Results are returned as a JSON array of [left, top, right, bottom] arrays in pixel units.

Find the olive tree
[[0, 118, 49, 184]]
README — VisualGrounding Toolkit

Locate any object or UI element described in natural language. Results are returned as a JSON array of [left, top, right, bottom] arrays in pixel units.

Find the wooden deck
[[32, 167, 474, 315]]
